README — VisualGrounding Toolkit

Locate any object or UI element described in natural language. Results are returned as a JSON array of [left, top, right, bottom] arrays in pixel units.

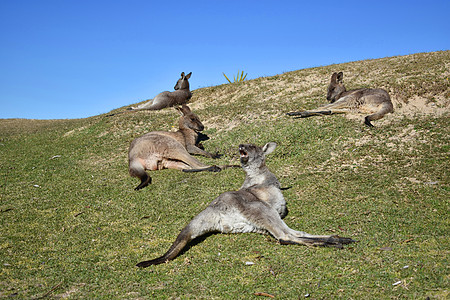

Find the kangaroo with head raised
[[128, 104, 221, 190], [136, 142, 355, 267], [130, 72, 193, 111], [287, 72, 394, 127]]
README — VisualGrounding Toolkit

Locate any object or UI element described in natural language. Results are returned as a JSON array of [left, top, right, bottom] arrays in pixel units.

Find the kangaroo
[[128, 104, 221, 190], [130, 72, 193, 111], [136, 142, 355, 267], [287, 72, 394, 127]]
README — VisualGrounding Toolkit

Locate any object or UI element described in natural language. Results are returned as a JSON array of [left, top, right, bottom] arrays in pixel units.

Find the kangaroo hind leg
[[259, 211, 355, 248], [131, 97, 169, 111], [280, 232, 356, 248], [364, 102, 394, 127]]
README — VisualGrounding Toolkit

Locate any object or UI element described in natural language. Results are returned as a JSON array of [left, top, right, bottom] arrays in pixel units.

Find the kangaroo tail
[[182, 164, 240, 173], [136, 226, 193, 267]]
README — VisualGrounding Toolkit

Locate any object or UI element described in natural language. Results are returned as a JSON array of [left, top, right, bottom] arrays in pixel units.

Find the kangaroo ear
[[331, 72, 338, 82], [175, 106, 184, 116], [337, 72, 344, 82], [185, 72, 192, 79], [180, 72, 185, 78], [180, 104, 191, 115], [262, 142, 277, 155]]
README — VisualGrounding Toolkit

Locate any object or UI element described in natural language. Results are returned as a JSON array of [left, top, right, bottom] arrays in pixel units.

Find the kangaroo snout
[[197, 124, 205, 131], [239, 145, 249, 163]]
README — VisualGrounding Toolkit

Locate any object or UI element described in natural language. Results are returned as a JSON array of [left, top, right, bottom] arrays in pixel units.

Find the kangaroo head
[[327, 72, 346, 102], [239, 142, 277, 169], [174, 72, 192, 91], [176, 104, 204, 132]]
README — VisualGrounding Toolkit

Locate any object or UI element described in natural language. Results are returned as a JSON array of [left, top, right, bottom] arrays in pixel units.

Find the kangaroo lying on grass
[[136, 142, 355, 267], [287, 72, 394, 127], [128, 104, 224, 190], [129, 72, 193, 111]]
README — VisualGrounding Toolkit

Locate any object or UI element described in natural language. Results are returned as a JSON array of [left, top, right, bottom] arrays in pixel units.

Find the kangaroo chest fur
[[240, 156, 287, 216], [244, 185, 287, 217]]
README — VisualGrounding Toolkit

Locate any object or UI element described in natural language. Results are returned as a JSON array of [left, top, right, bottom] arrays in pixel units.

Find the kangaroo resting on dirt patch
[[287, 72, 394, 127], [130, 72, 193, 111], [136, 142, 355, 267], [128, 105, 225, 190]]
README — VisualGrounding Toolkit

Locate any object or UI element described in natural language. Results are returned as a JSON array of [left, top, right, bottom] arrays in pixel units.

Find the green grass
[[1, 51, 449, 299]]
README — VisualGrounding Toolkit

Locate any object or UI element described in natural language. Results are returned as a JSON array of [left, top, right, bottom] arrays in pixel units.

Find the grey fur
[[130, 72, 192, 111], [128, 104, 219, 190], [136, 142, 354, 267], [287, 72, 394, 126]]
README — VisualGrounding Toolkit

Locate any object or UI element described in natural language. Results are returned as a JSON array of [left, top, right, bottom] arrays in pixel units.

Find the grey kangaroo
[[130, 72, 193, 111], [136, 142, 354, 267], [128, 104, 221, 190], [287, 72, 394, 126]]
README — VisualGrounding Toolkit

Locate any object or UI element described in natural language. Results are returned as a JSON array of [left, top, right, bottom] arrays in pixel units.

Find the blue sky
[[1, 0, 449, 119]]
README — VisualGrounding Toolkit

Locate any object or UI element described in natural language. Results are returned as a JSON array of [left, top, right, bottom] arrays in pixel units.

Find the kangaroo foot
[[135, 175, 152, 190], [279, 235, 356, 248], [364, 116, 375, 127], [287, 111, 331, 118], [286, 111, 308, 117], [325, 235, 357, 246]]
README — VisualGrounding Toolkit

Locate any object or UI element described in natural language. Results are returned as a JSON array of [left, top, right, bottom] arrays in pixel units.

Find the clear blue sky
[[1, 0, 449, 119]]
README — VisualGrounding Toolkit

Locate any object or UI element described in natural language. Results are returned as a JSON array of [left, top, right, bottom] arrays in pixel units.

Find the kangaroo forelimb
[[182, 164, 240, 173]]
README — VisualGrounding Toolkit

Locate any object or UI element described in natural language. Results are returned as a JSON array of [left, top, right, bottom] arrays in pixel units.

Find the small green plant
[[223, 70, 247, 83]]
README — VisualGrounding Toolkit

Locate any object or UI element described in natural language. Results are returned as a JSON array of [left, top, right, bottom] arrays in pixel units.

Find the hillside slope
[[1, 51, 449, 299]]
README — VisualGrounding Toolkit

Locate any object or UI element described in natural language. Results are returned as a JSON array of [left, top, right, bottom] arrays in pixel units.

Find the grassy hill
[[1, 51, 448, 299]]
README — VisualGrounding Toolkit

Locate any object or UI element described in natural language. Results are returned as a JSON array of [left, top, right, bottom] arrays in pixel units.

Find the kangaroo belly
[[130, 133, 194, 171], [218, 212, 261, 234], [139, 155, 163, 171], [152, 91, 172, 107]]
